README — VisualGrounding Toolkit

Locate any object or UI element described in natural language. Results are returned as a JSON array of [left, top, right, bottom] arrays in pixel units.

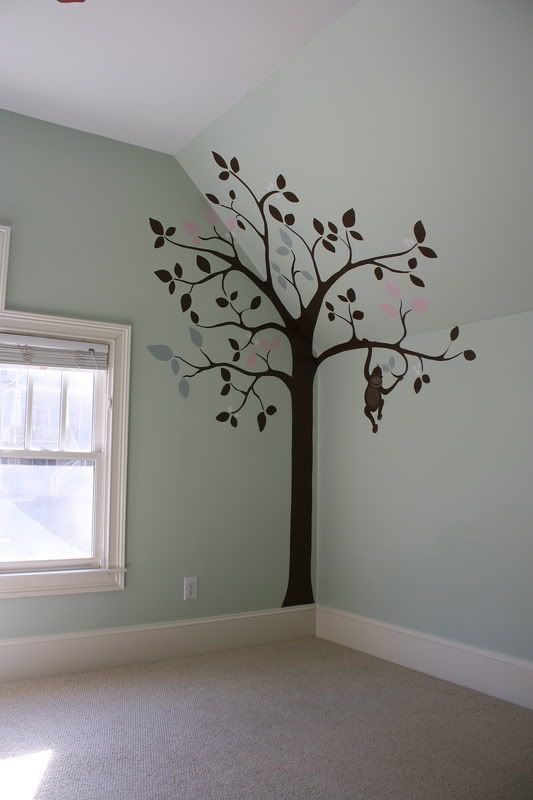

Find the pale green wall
[[318, 312, 533, 661], [0, 110, 292, 638], [178, 0, 533, 336], [177, 0, 533, 660]]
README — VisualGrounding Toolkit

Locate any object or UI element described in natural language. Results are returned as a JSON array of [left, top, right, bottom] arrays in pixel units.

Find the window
[[0, 309, 130, 598]]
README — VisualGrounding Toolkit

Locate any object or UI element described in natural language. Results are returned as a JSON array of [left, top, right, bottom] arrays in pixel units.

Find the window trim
[[0, 226, 131, 598]]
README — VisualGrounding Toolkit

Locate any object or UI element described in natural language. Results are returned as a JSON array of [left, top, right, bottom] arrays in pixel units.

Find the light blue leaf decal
[[276, 246, 290, 256], [189, 328, 203, 348], [271, 263, 281, 273], [301, 271, 313, 280], [148, 344, 173, 362], [389, 356, 395, 369], [280, 229, 293, 248], [277, 275, 287, 289], [381, 364, 390, 373], [178, 378, 190, 398], [171, 358, 180, 375]]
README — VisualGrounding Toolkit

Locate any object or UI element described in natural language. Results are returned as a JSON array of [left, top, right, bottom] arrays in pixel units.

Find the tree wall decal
[[148, 152, 476, 607]]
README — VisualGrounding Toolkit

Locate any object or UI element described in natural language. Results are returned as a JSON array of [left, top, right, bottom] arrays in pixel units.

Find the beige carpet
[[1, 638, 532, 800]]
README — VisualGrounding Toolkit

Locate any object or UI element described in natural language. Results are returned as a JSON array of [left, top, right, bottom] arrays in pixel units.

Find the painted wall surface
[[318, 312, 533, 661], [0, 110, 291, 638], [178, 0, 533, 337], [177, 0, 533, 659]]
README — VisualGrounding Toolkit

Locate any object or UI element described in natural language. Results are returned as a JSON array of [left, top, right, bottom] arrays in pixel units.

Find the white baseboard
[[3, 604, 531, 711], [0, 605, 315, 684], [316, 605, 533, 710]]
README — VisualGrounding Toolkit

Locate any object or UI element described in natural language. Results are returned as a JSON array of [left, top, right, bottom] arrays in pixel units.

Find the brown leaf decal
[[342, 208, 356, 228], [269, 205, 283, 223], [283, 191, 299, 203], [414, 220, 426, 243], [212, 151, 227, 169], [196, 256, 211, 273]]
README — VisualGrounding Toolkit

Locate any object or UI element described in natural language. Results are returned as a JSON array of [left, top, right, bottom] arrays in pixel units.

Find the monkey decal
[[364, 348, 404, 433]]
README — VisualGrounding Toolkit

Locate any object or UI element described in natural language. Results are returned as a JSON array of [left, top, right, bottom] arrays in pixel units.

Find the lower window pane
[[0, 459, 95, 562]]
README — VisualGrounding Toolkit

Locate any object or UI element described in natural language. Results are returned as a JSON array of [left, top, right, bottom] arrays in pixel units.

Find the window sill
[[0, 567, 126, 599]]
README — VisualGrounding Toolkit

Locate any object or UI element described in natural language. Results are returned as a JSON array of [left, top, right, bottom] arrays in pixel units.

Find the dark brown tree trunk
[[282, 342, 316, 607]]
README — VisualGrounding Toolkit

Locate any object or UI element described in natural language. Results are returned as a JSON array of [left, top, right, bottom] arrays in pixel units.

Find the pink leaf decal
[[411, 297, 428, 313], [205, 207, 218, 225], [226, 216, 237, 231], [258, 339, 268, 351], [245, 352, 257, 367], [386, 281, 401, 299], [379, 303, 400, 318], [184, 220, 200, 237]]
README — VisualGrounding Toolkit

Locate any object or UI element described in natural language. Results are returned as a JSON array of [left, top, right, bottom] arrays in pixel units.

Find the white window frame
[[0, 225, 130, 598]]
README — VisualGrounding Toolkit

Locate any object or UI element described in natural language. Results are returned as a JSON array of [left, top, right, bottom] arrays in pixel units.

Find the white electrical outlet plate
[[184, 576, 198, 600]]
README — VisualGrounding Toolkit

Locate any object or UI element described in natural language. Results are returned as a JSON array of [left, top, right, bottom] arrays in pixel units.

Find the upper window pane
[[0, 365, 97, 453], [64, 371, 94, 452], [0, 367, 27, 449], [30, 370, 62, 450]]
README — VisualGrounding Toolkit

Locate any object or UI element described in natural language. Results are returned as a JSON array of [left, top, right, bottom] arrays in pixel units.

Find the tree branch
[[194, 320, 287, 337], [284, 224, 322, 284], [198, 224, 232, 244], [177, 348, 292, 390], [288, 251, 304, 312], [371, 260, 410, 275], [218, 202, 264, 240], [397, 303, 412, 345], [176, 267, 235, 289], [164, 235, 235, 265], [300, 241, 419, 336], [163, 225, 296, 329], [321, 242, 418, 295], [232, 375, 264, 414], [317, 336, 463, 367]]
